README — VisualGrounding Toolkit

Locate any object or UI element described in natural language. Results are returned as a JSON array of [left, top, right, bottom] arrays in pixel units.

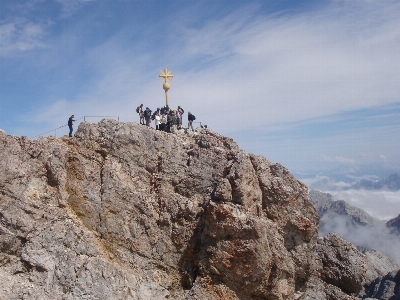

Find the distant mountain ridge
[[309, 190, 400, 266], [306, 172, 400, 191], [309, 190, 378, 227], [351, 172, 400, 191], [309, 190, 400, 299], [387, 214, 400, 235]]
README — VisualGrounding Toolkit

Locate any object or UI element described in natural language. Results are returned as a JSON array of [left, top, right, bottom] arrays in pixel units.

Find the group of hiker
[[136, 104, 197, 133], [67, 105, 198, 137]]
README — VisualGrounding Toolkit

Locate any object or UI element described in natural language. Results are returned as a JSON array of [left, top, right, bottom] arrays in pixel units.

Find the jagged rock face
[[358, 269, 400, 300], [354, 249, 399, 285], [310, 190, 400, 275], [351, 173, 400, 191], [299, 277, 359, 300], [313, 233, 367, 294], [309, 190, 377, 227], [387, 214, 400, 235], [0, 120, 371, 299]]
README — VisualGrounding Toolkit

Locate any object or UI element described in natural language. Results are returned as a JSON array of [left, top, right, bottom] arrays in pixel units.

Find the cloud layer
[[319, 211, 400, 264], [328, 190, 400, 220]]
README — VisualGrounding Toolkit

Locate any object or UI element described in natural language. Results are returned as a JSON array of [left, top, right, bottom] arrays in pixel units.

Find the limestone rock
[[299, 277, 359, 300], [0, 120, 377, 299], [360, 249, 400, 284], [358, 269, 400, 300], [313, 233, 367, 294]]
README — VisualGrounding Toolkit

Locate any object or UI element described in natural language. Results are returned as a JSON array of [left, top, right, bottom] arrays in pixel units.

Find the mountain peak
[[0, 120, 397, 299]]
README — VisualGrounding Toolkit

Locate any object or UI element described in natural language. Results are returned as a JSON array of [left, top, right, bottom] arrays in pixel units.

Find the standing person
[[188, 111, 196, 131], [136, 104, 144, 125], [177, 106, 184, 128], [160, 112, 167, 131], [155, 111, 161, 130], [140, 110, 144, 125], [170, 111, 178, 133], [175, 111, 181, 130], [162, 105, 170, 115], [68, 115, 75, 137], [144, 107, 152, 127], [166, 111, 172, 132]]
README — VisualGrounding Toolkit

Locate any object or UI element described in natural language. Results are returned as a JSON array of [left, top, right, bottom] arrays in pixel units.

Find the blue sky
[[1, 0, 400, 181]]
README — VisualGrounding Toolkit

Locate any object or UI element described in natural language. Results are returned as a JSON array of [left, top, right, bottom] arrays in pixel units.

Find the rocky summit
[[0, 120, 396, 299]]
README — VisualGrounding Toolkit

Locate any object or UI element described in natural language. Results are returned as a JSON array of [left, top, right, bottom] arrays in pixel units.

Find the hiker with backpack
[[136, 104, 144, 125], [144, 107, 152, 127], [188, 111, 196, 131]]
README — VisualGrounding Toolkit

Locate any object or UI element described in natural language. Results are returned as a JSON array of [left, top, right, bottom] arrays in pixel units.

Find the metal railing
[[31, 116, 119, 139], [193, 121, 206, 128]]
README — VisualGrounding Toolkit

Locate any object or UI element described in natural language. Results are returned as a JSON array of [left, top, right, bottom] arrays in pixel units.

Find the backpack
[[171, 115, 177, 125], [136, 106, 140, 113], [144, 109, 151, 118], [192, 114, 196, 121]]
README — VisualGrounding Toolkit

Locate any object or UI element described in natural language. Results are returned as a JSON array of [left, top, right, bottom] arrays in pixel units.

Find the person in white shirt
[[160, 113, 167, 131], [155, 112, 161, 130]]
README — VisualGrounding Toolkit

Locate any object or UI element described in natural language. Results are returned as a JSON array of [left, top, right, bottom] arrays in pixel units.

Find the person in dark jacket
[[188, 111, 195, 131], [144, 107, 152, 127], [166, 112, 172, 132], [136, 104, 144, 125], [68, 115, 75, 137]]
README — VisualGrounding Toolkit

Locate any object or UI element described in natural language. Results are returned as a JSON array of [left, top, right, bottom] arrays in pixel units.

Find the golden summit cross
[[159, 68, 173, 106]]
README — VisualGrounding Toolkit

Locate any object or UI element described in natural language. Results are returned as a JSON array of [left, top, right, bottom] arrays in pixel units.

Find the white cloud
[[321, 155, 334, 162], [328, 190, 400, 220], [55, 0, 95, 18], [162, 1, 400, 134], [335, 156, 356, 164], [321, 155, 355, 164], [319, 212, 400, 264], [33, 99, 69, 121], [345, 174, 380, 182], [28, 1, 400, 130], [0, 21, 46, 56]]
